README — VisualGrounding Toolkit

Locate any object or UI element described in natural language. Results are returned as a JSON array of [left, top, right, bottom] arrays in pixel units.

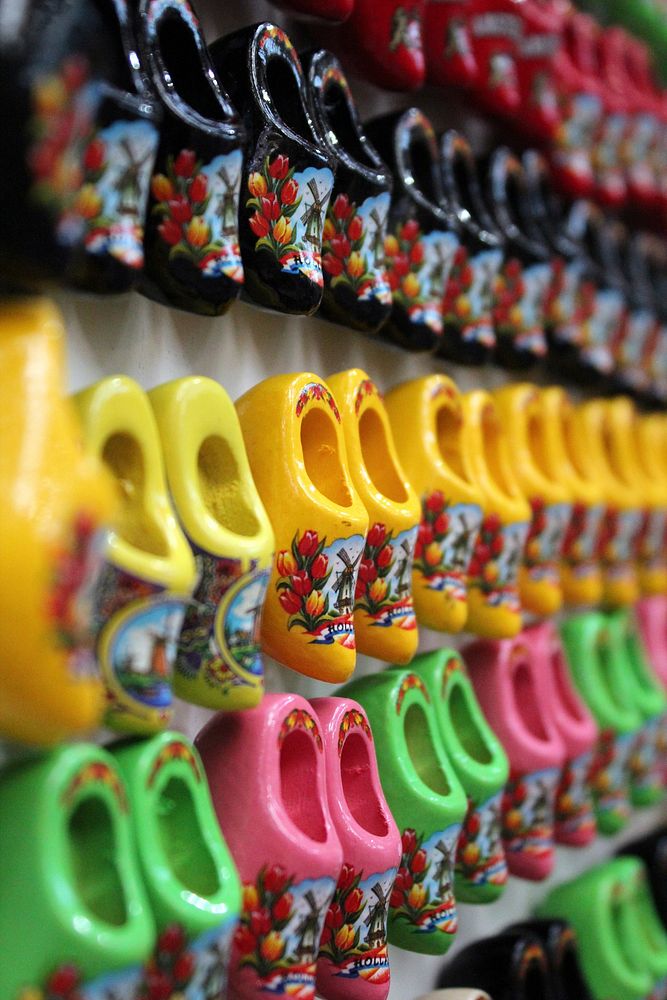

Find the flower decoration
[[146, 739, 201, 788], [322, 193, 376, 299], [413, 491, 453, 581], [278, 708, 323, 751], [354, 378, 380, 414], [337, 709, 373, 755], [295, 381, 341, 421], [137, 923, 197, 1000], [235, 866, 296, 980], [60, 761, 127, 812], [390, 828, 457, 934], [384, 218, 427, 314], [523, 496, 548, 570], [395, 673, 430, 714], [467, 513, 508, 595], [355, 523, 396, 616], [246, 152, 302, 264], [319, 865, 367, 964], [443, 245, 475, 327], [275, 530, 339, 637], [19, 964, 84, 1000], [492, 257, 525, 340], [48, 511, 99, 668]]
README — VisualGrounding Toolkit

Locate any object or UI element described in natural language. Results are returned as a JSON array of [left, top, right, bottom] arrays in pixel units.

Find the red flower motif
[[409, 241, 424, 265], [377, 544, 393, 568], [332, 193, 352, 220], [173, 952, 195, 984], [249, 211, 270, 238], [337, 863, 357, 891], [358, 558, 378, 584], [426, 491, 445, 513], [311, 553, 329, 579], [83, 138, 105, 172], [402, 829, 417, 854], [434, 512, 450, 536], [484, 512, 501, 534], [323, 252, 343, 276], [272, 891, 293, 921], [344, 887, 364, 914], [418, 523, 434, 546], [235, 925, 257, 955], [411, 849, 427, 874], [393, 253, 409, 277], [249, 907, 273, 936], [298, 530, 319, 557], [290, 570, 312, 596], [146, 969, 173, 1000], [261, 193, 281, 220], [281, 178, 298, 205], [174, 149, 197, 178], [347, 215, 363, 241], [158, 924, 185, 954], [189, 173, 208, 203], [390, 886, 403, 908], [278, 590, 301, 615], [367, 523, 386, 548], [264, 864, 289, 894], [400, 219, 420, 242], [269, 154, 290, 179], [169, 196, 192, 224], [158, 219, 182, 246], [331, 234, 351, 260], [47, 965, 79, 995], [325, 902, 344, 930]]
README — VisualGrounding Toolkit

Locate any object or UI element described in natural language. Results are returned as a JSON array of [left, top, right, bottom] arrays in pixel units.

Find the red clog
[[514, 0, 568, 142], [331, 0, 426, 91], [423, 1, 480, 89]]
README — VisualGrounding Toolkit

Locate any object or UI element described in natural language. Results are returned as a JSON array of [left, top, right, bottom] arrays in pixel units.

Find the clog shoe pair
[[620, 827, 667, 931], [464, 621, 598, 880], [237, 369, 421, 683], [339, 648, 510, 956], [0, 731, 240, 1000], [539, 856, 667, 1000], [197, 694, 401, 1000], [438, 920, 592, 1000], [74, 374, 273, 733]]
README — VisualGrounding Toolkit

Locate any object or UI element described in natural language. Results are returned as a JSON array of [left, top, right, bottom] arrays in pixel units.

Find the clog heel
[[538, 387, 605, 608], [0, 298, 115, 747], [74, 376, 196, 734], [509, 920, 593, 1000], [384, 375, 484, 634], [411, 648, 509, 903], [459, 390, 531, 639], [537, 858, 654, 1000], [493, 384, 572, 617], [530, 621, 598, 848], [112, 731, 241, 996], [149, 376, 274, 709], [436, 928, 552, 1000], [0, 743, 155, 999], [196, 693, 343, 1000], [327, 369, 420, 663], [464, 632, 565, 881], [560, 612, 643, 834], [236, 373, 368, 683], [311, 697, 402, 1000], [338, 669, 467, 955]]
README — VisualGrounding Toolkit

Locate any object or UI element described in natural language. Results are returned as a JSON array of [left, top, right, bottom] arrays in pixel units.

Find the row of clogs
[[4, 298, 667, 745]]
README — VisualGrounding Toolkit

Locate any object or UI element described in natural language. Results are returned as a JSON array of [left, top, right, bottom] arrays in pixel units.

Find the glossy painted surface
[[74, 376, 197, 733], [328, 370, 421, 663], [436, 928, 551, 1000], [509, 919, 594, 1000], [330, 0, 426, 91], [196, 693, 343, 1000], [236, 372, 368, 682], [149, 376, 274, 709], [0, 298, 114, 746]]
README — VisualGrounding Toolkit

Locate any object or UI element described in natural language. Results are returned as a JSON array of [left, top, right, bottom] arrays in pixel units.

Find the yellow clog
[[236, 373, 368, 682], [328, 369, 421, 663], [629, 409, 667, 597]]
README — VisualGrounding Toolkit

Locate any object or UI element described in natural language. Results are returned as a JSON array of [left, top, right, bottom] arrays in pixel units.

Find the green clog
[[0, 743, 155, 999], [112, 731, 241, 998], [338, 669, 467, 955], [409, 648, 510, 903], [617, 861, 667, 999], [560, 612, 643, 834]]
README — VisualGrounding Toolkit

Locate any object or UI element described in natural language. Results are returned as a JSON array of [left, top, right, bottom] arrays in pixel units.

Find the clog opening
[[68, 796, 128, 926], [301, 408, 352, 507], [404, 703, 451, 795], [512, 662, 550, 742], [157, 777, 220, 896], [453, 149, 478, 225], [265, 56, 313, 142], [527, 410, 553, 480], [436, 403, 470, 482], [557, 940, 591, 998], [409, 135, 439, 204], [198, 435, 260, 536], [597, 639, 626, 711], [157, 11, 224, 121], [102, 433, 168, 556], [552, 647, 588, 723], [340, 731, 389, 836], [523, 960, 548, 1000], [448, 679, 493, 764], [481, 408, 519, 499], [561, 407, 588, 481], [280, 729, 327, 842], [359, 408, 408, 503], [323, 81, 375, 168], [600, 423, 627, 485]]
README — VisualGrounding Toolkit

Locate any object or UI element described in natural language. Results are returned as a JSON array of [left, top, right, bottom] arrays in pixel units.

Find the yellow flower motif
[[323, 218, 336, 240], [346, 251, 365, 279], [425, 542, 442, 567], [248, 172, 267, 197], [186, 216, 210, 248], [407, 883, 426, 909], [273, 216, 293, 245], [151, 173, 174, 201], [334, 924, 356, 951], [402, 273, 420, 298], [369, 578, 388, 603], [74, 184, 103, 220], [384, 234, 399, 257], [276, 550, 297, 577], [243, 884, 259, 911], [305, 590, 325, 617], [34, 76, 67, 116], [18, 989, 43, 1000], [260, 930, 285, 962]]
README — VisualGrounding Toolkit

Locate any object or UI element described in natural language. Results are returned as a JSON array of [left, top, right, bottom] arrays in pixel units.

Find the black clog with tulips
[[365, 108, 460, 352], [209, 24, 335, 316], [509, 920, 593, 1000], [303, 49, 393, 336], [0, 0, 160, 294], [133, 0, 246, 316], [437, 927, 553, 1000], [480, 148, 552, 370], [436, 131, 504, 366]]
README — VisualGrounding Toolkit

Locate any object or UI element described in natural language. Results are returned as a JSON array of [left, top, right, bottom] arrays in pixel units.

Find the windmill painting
[[432, 839, 454, 897], [364, 882, 392, 948], [333, 546, 363, 615], [294, 890, 321, 962], [115, 136, 154, 217], [394, 536, 414, 596], [301, 177, 328, 247], [216, 162, 240, 235]]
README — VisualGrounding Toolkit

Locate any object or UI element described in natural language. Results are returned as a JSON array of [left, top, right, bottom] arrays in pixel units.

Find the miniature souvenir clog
[[465, 0, 524, 120], [196, 693, 343, 1000], [74, 376, 197, 734], [537, 858, 654, 1000], [436, 132, 503, 366], [635, 595, 667, 691], [209, 23, 334, 316], [528, 622, 598, 849], [619, 828, 667, 930], [112, 731, 241, 997], [410, 648, 510, 903], [384, 375, 484, 634], [493, 384, 572, 617], [311, 698, 402, 1000], [0, 0, 160, 294], [327, 370, 420, 663], [538, 387, 605, 608], [329, 0, 427, 92], [0, 298, 115, 747], [589, 21, 629, 210], [365, 109, 459, 352], [303, 51, 393, 337], [482, 151, 552, 370], [423, 1, 480, 90], [132, 0, 245, 315], [149, 377, 274, 710], [619, 863, 667, 999], [463, 633, 565, 880], [513, 0, 567, 143], [560, 612, 642, 834], [0, 743, 155, 999], [338, 669, 467, 955], [458, 391, 531, 639], [568, 400, 642, 608], [610, 236, 658, 398], [436, 929, 552, 1000], [236, 373, 368, 683], [509, 920, 594, 1000]]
